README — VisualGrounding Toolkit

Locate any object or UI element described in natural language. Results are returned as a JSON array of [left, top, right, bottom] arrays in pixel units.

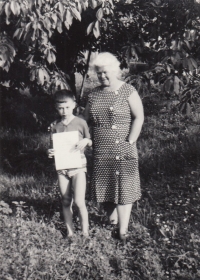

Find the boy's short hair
[[54, 89, 75, 103]]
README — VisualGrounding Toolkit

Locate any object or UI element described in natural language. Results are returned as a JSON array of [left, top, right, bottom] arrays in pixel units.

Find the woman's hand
[[75, 139, 92, 151], [47, 149, 55, 158]]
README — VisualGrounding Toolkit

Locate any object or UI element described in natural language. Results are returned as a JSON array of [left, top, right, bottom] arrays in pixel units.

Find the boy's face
[[55, 98, 75, 119]]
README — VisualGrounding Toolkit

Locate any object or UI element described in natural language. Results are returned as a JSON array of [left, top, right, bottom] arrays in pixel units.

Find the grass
[[1, 90, 200, 279]]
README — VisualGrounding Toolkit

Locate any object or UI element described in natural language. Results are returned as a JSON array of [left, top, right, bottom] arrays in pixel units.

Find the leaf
[[47, 50, 56, 64], [184, 30, 190, 40], [25, 22, 32, 32], [190, 29, 197, 41], [93, 20, 100, 38], [86, 22, 94, 35], [108, 0, 114, 8], [43, 17, 52, 32], [37, 68, 44, 85], [190, 58, 197, 69], [51, 51, 56, 63], [30, 69, 36, 82], [104, 7, 110, 15], [131, 46, 138, 61], [57, 18, 62, 33], [101, 18, 107, 30], [166, 64, 171, 73], [0, 1, 5, 11], [184, 39, 191, 50], [76, 0, 82, 12], [19, 201, 26, 204], [170, 40, 177, 50], [5, 2, 11, 21], [164, 78, 173, 93], [36, 0, 42, 7], [42, 68, 50, 82], [64, 9, 73, 29], [52, 13, 57, 25], [159, 229, 167, 237], [174, 76, 181, 95], [0, 37, 16, 71], [13, 28, 23, 40], [186, 102, 191, 116], [26, 54, 34, 64], [170, 55, 177, 65], [177, 40, 183, 51], [12, 201, 19, 205], [10, 1, 20, 16], [81, 0, 88, 10], [31, 29, 36, 41], [58, 2, 64, 18], [47, 50, 52, 64], [70, 7, 81, 21], [187, 58, 194, 71], [89, 0, 97, 9], [96, 8, 103, 21]]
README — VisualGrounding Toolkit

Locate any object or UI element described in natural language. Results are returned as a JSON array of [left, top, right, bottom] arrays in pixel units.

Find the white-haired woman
[[84, 52, 144, 240]]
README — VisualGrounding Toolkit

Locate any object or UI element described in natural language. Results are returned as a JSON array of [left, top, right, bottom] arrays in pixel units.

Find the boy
[[47, 90, 92, 237]]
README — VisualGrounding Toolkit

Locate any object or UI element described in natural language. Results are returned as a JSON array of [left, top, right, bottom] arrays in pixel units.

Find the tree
[[99, 0, 200, 109], [0, 0, 113, 98]]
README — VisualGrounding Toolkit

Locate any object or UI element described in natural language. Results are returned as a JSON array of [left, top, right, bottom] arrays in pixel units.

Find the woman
[[84, 52, 144, 240]]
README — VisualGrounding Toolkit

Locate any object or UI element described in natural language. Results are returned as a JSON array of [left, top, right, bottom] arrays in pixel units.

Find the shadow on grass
[[1, 180, 105, 238], [1, 144, 55, 177], [139, 133, 200, 184], [0, 135, 93, 178]]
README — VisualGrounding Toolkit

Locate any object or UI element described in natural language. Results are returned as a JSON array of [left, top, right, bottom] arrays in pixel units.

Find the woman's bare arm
[[128, 90, 144, 142]]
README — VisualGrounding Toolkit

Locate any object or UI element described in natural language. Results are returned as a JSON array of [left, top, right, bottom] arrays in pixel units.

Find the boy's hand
[[47, 149, 55, 158], [75, 139, 91, 151]]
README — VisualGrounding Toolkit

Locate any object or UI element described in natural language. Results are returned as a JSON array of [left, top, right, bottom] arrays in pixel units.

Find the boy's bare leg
[[72, 172, 89, 236], [58, 174, 74, 237]]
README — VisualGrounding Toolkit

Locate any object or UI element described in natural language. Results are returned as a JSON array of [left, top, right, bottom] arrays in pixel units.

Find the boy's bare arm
[[75, 138, 92, 151]]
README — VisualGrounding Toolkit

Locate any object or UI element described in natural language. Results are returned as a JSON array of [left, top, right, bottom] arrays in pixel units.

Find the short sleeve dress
[[88, 83, 141, 205]]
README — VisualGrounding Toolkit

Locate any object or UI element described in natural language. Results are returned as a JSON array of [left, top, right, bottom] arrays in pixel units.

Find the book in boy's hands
[[52, 131, 82, 170]]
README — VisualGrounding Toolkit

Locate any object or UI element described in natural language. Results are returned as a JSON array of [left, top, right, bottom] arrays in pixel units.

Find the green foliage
[[0, 0, 200, 124], [100, 0, 200, 110], [0, 0, 114, 96], [0, 200, 12, 215]]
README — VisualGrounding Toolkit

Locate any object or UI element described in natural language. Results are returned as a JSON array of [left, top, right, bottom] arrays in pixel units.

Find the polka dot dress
[[88, 83, 141, 205]]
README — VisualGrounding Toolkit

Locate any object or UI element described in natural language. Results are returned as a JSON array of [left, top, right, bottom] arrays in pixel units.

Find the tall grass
[[1, 105, 200, 279]]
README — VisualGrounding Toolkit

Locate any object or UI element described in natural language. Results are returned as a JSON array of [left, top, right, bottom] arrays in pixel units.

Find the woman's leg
[[72, 172, 89, 235], [58, 174, 74, 237], [117, 204, 133, 237]]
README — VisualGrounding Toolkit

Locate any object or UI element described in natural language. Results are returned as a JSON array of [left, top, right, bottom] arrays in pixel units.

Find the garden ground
[[0, 76, 200, 279]]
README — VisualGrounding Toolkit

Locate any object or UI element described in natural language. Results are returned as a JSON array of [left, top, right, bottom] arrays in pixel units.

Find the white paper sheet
[[53, 131, 82, 170]]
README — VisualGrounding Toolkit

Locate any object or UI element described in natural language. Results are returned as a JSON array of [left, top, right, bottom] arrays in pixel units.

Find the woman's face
[[95, 65, 117, 87]]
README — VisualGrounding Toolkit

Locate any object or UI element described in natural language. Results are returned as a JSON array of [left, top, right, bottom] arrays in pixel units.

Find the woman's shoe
[[111, 225, 120, 239]]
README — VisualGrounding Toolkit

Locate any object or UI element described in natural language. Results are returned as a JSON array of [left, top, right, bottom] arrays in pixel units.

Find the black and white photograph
[[0, 0, 200, 279]]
